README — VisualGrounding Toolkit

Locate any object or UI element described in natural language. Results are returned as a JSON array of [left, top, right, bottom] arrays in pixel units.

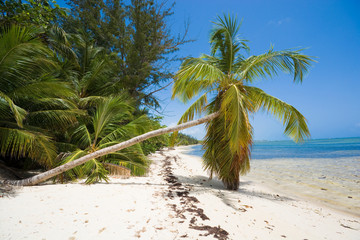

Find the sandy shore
[[0, 147, 359, 239]]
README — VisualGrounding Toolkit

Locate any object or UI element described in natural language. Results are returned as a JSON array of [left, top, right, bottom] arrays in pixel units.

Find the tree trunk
[[0, 112, 219, 186]]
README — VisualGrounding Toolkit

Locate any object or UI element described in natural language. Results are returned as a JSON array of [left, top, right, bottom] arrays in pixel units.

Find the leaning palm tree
[[1, 15, 314, 187], [56, 96, 152, 183], [172, 15, 314, 190]]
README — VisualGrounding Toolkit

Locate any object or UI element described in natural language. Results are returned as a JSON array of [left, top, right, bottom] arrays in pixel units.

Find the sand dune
[[0, 147, 359, 239]]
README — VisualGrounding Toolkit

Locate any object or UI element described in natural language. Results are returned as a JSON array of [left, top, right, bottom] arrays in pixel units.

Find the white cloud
[[268, 17, 291, 26]]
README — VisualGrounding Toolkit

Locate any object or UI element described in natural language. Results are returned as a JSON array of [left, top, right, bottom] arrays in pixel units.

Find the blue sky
[[58, 0, 360, 140]]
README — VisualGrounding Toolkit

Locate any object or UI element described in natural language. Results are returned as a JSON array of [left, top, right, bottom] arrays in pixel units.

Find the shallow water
[[183, 138, 360, 216]]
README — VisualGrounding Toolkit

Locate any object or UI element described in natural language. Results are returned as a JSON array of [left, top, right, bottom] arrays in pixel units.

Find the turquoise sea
[[184, 138, 360, 216]]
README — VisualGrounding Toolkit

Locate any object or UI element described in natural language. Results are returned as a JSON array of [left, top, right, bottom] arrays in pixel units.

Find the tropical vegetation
[[0, 2, 313, 189], [172, 15, 313, 190], [0, 0, 194, 184]]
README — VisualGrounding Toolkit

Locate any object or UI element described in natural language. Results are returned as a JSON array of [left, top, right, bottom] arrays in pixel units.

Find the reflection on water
[[184, 138, 360, 216]]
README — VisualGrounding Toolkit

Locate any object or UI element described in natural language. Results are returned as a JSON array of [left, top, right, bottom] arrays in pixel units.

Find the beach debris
[[98, 227, 106, 233], [189, 225, 229, 239], [340, 223, 357, 230], [243, 205, 253, 209], [103, 163, 130, 178], [134, 227, 146, 238], [265, 226, 273, 231], [264, 220, 275, 228], [161, 155, 229, 239]]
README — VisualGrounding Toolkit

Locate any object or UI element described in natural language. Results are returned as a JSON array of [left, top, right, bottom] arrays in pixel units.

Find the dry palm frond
[[103, 163, 131, 178]]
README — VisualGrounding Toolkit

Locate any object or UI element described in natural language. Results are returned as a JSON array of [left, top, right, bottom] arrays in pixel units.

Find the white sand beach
[[0, 147, 359, 240]]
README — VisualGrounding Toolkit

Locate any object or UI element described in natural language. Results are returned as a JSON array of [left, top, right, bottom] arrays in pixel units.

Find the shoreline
[[0, 147, 359, 239], [180, 144, 360, 218]]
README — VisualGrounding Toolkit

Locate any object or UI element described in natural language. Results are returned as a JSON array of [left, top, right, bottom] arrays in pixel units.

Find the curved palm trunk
[[1, 112, 219, 186]]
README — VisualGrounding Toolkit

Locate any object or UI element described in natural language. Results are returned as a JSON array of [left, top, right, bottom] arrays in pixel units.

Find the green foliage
[[0, 0, 68, 28], [0, 1, 190, 184], [56, 96, 151, 183], [0, 25, 79, 169], [173, 14, 314, 190], [62, 0, 189, 108], [174, 133, 199, 146], [140, 116, 169, 155]]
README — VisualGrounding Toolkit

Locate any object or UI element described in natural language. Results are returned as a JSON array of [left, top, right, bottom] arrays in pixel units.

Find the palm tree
[[56, 96, 151, 184], [0, 25, 82, 169], [1, 111, 217, 186], [1, 15, 314, 187], [172, 15, 314, 190]]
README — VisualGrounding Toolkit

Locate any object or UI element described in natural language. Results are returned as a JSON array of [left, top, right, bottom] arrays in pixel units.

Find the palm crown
[[172, 15, 314, 190]]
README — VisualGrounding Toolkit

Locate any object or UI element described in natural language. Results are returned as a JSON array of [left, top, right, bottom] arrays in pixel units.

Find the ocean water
[[183, 138, 360, 216]]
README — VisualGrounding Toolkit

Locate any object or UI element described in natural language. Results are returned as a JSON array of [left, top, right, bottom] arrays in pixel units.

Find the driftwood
[[104, 163, 131, 178]]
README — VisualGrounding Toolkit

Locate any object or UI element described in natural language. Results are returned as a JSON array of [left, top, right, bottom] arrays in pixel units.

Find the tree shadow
[[0, 184, 19, 198], [172, 174, 294, 211]]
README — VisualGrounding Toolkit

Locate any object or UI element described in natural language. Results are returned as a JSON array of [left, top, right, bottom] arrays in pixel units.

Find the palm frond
[[220, 84, 253, 151], [0, 127, 57, 168], [178, 92, 208, 124], [210, 14, 244, 73], [246, 86, 310, 142], [238, 48, 314, 83], [104, 144, 148, 176], [56, 150, 87, 180], [0, 25, 54, 90], [30, 98, 78, 110], [170, 92, 209, 146], [71, 125, 92, 149], [80, 59, 111, 95], [92, 96, 133, 142], [46, 26, 78, 62], [0, 91, 27, 127], [98, 115, 150, 146], [27, 109, 85, 129], [78, 96, 107, 108], [172, 56, 223, 102], [83, 159, 109, 184], [10, 82, 76, 99]]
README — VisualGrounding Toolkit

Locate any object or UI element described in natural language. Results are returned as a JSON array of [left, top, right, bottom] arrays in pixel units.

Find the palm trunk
[[1, 112, 219, 186]]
